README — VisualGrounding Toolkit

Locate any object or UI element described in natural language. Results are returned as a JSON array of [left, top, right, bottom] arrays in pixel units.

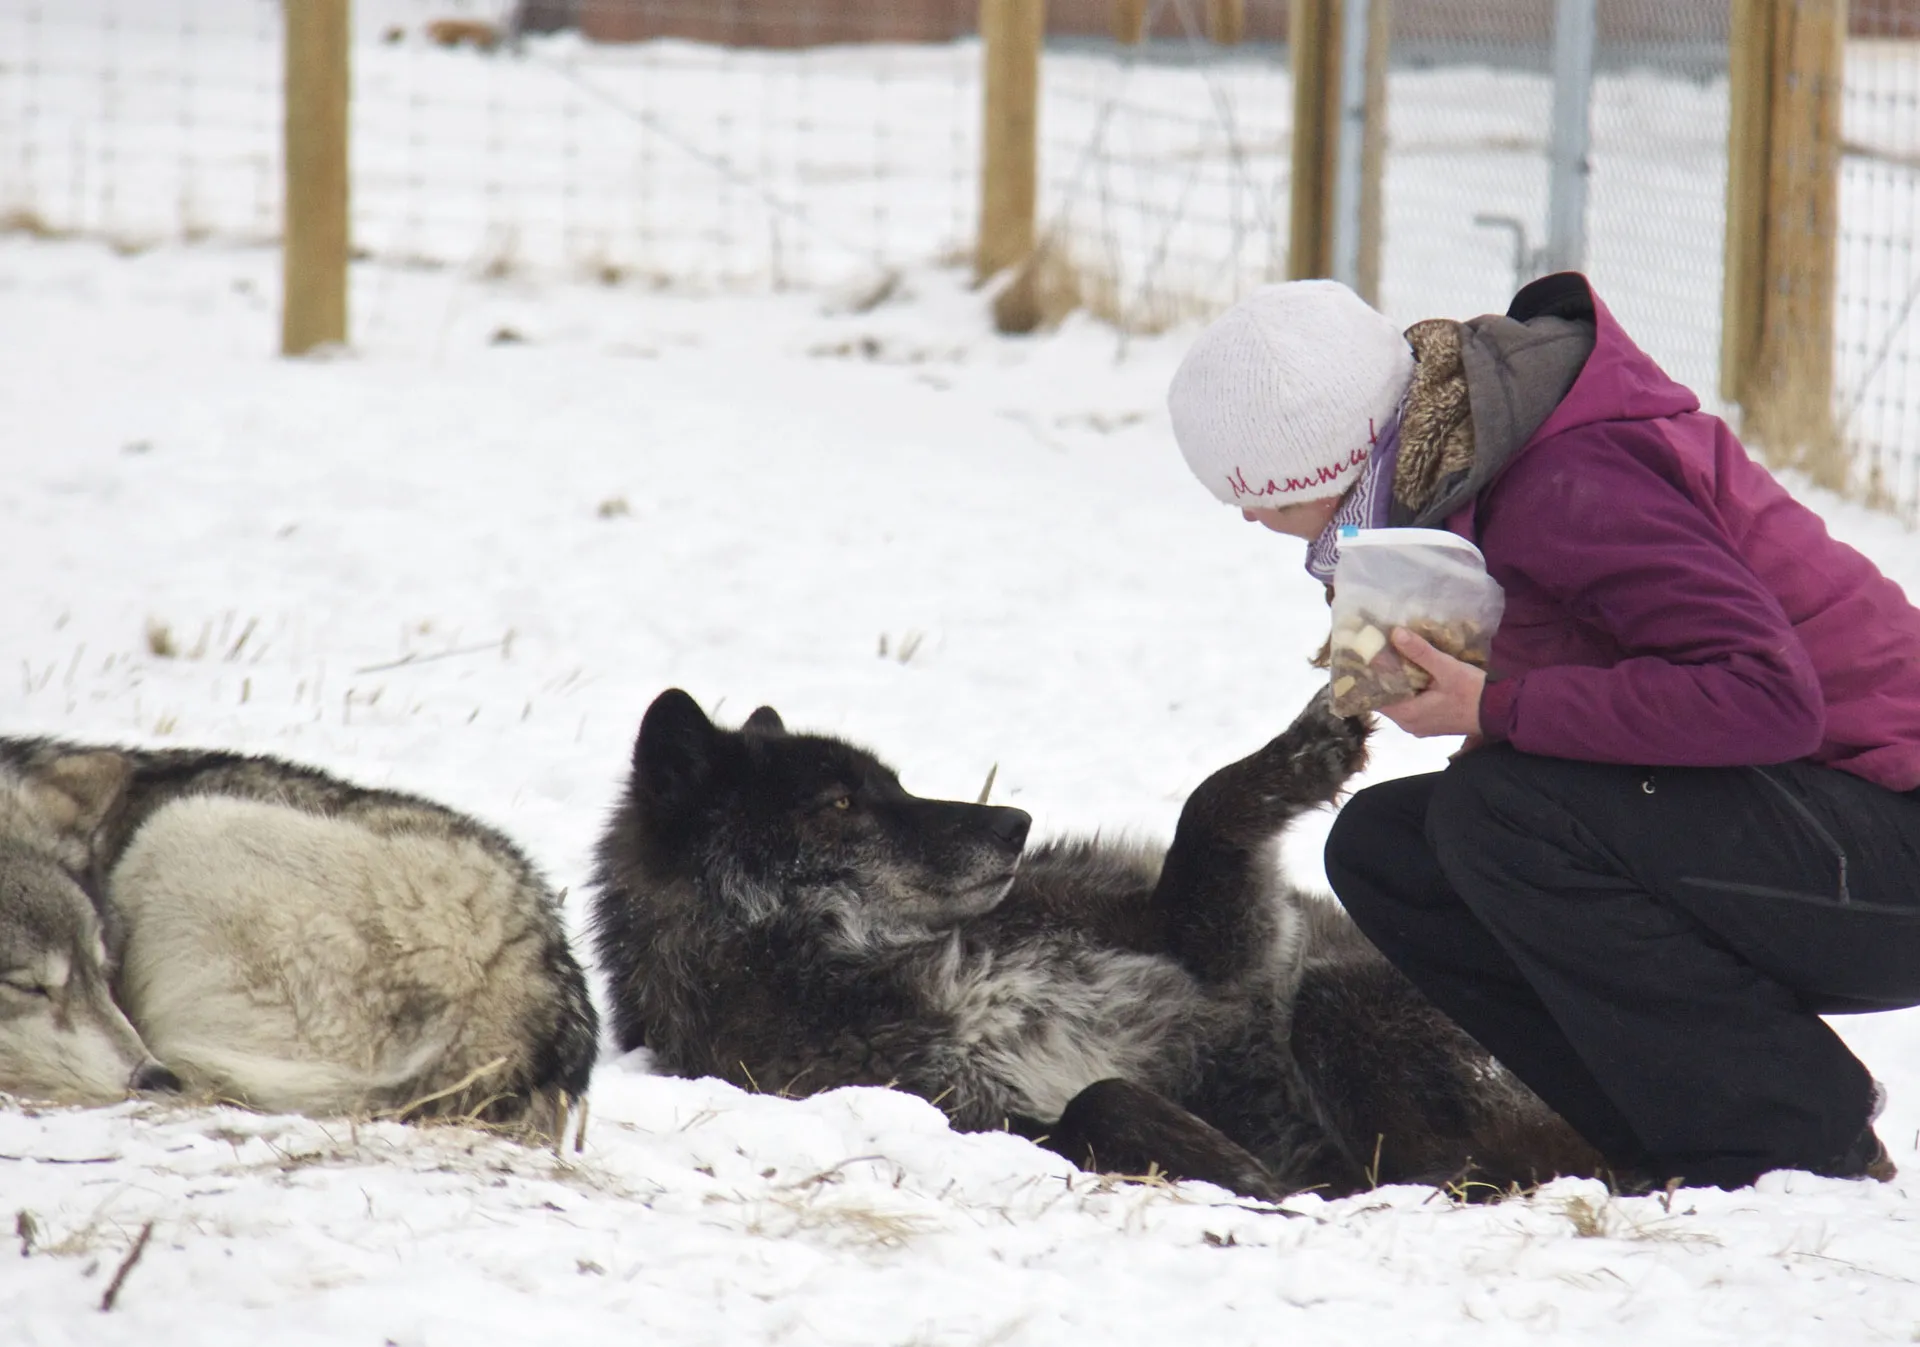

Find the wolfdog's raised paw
[[1260, 690, 1371, 805], [1174, 693, 1370, 848]]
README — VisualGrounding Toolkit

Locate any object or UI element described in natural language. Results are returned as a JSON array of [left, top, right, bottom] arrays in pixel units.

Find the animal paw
[[1177, 693, 1371, 845], [1267, 690, 1371, 803]]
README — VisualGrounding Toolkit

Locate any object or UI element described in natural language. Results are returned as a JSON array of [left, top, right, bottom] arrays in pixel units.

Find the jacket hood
[[1403, 273, 1599, 527], [1498, 272, 1700, 446], [1417, 273, 1698, 528]]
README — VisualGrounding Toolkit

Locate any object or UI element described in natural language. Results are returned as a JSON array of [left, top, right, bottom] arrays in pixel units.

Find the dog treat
[[1328, 613, 1492, 717], [1328, 527, 1507, 720]]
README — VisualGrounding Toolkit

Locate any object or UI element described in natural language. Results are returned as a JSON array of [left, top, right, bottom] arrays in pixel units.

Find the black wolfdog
[[590, 689, 1594, 1198]]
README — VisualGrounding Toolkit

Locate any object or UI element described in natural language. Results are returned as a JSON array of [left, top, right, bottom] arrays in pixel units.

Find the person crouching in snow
[[1168, 273, 1920, 1191]]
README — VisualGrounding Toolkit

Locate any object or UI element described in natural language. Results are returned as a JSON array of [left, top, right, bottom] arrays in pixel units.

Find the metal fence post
[[1303, 0, 1387, 303], [282, 0, 351, 356], [1329, 0, 1370, 291], [1354, 0, 1392, 306], [1543, 0, 1595, 275], [977, 0, 1043, 282]]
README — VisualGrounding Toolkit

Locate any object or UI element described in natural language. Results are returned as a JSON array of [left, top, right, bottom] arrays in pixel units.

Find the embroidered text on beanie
[[1168, 280, 1415, 508]]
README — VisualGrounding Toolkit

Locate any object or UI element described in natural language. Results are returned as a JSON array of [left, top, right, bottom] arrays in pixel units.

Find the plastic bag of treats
[[1328, 527, 1505, 717]]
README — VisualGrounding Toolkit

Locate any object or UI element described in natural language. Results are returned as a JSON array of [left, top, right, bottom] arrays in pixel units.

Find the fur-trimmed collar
[[1390, 311, 1595, 527]]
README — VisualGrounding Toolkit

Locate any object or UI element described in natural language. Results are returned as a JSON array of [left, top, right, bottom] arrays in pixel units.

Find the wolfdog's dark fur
[[591, 689, 1595, 1198]]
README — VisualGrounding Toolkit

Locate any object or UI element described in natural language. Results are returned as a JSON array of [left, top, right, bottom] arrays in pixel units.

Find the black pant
[[1324, 745, 1920, 1189]]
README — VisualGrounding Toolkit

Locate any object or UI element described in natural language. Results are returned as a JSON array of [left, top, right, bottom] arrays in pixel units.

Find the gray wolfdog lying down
[[591, 688, 1598, 1199], [0, 739, 597, 1131]]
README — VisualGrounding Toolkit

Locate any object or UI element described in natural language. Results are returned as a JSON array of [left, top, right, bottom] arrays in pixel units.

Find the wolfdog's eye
[[831, 795, 853, 812], [0, 977, 50, 999]]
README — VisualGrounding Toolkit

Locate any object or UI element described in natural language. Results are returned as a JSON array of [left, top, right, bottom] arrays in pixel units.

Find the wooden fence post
[[1721, 0, 1844, 488], [1113, 0, 1146, 44], [1207, 0, 1246, 45], [282, 0, 351, 356], [1289, 0, 1340, 280], [1292, 0, 1385, 294], [977, 0, 1044, 282]]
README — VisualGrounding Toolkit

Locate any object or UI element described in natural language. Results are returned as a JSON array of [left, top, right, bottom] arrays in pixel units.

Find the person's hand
[[1376, 627, 1486, 739]]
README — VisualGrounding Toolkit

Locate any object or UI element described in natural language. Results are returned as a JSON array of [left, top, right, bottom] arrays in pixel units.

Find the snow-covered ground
[[5, 235, 1920, 1344]]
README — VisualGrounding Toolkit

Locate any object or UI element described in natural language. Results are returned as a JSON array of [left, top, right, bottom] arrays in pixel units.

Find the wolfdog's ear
[[26, 750, 130, 835], [742, 705, 786, 736], [635, 689, 722, 809]]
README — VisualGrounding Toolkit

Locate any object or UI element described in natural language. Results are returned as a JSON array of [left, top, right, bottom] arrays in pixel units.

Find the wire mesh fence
[[1842, 1, 1920, 517], [0, 0, 283, 246], [0, 0, 1914, 512], [1581, 3, 1730, 410], [353, 1, 979, 290], [1028, 0, 1734, 405], [1036, 2, 1294, 333], [0, 0, 981, 293], [1042, 0, 1915, 514]]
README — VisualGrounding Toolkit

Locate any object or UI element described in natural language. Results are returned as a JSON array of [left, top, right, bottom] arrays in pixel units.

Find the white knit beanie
[[1168, 280, 1416, 508]]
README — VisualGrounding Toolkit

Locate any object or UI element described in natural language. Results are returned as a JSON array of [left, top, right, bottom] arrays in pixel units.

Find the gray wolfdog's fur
[[591, 689, 1597, 1199], [0, 738, 597, 1130]]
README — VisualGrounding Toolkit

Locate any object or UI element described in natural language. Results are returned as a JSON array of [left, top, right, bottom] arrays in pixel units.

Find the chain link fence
[[1365, 2, 1730, 404]]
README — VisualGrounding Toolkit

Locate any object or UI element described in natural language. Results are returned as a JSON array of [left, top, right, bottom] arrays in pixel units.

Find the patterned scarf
[[1392, 319, 1480, 524], [1304, 319, 1476, 583], [1304, 408, 1402, 583]]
